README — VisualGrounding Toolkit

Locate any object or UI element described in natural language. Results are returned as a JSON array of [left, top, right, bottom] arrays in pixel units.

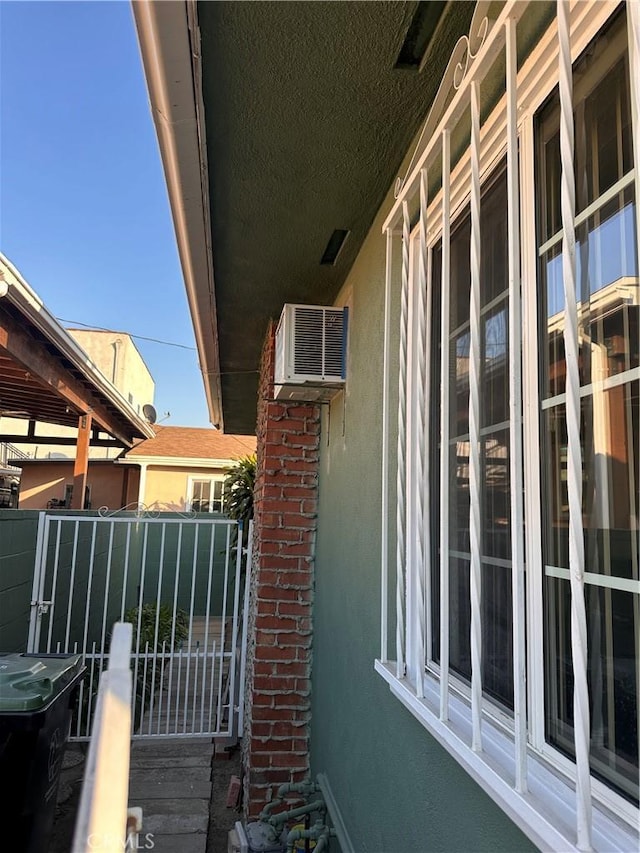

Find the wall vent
[[320, 229, 349, 265], [274, 304, 348, 402]]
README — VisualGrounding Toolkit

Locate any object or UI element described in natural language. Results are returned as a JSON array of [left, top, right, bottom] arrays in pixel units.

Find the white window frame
[[376, 2, 640, 850], [186, 475, 224, 514]]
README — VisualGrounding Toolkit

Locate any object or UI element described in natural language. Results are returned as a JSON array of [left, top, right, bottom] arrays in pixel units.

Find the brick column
[[242, 322, 320, 819]]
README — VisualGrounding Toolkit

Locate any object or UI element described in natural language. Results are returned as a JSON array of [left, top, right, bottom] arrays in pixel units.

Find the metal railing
[[0, 441, 28, 466], [72, 622, 136, 853]]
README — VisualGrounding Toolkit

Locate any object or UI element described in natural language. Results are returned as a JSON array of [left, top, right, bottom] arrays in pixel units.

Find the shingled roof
[[125, 425, 256, 461]]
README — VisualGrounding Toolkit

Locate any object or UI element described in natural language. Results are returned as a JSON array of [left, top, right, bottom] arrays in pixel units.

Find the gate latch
[[31, 600, 52, 616]]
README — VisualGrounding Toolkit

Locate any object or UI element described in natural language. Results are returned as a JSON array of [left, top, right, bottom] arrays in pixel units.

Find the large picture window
[[377, 2, 639, 847]]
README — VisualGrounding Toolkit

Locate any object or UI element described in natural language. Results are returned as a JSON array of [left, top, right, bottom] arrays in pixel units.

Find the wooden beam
[[0, 306, 135, 446], [0, 434, 124, 448], [71, 413, 92, 510]]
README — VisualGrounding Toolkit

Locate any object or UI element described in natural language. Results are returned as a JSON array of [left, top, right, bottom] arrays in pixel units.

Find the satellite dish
[[142, 404, 157, 424]]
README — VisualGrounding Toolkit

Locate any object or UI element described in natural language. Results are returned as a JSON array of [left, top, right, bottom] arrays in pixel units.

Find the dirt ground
[[207, 747, 243, 853], [49, 742, 242, 853]]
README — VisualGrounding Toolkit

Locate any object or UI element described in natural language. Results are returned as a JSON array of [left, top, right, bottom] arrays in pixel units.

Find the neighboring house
[[135, 2, 639, 852], [12, 458, 135, 510], [12, 425, 256, 512], [5, 328, 155, 461], [68, 328, 155, 420], [120, 425, 256, 512]]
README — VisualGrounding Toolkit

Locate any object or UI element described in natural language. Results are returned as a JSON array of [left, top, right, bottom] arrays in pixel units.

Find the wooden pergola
[[0, 256, 154, 509]]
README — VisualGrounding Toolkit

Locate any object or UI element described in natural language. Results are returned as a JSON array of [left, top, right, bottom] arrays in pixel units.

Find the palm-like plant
[[223, 453, 256, 525]]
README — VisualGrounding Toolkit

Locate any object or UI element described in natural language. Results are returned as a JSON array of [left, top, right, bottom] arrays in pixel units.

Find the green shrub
[[124, 603, 189, 651], [124, 603, 190, 729]]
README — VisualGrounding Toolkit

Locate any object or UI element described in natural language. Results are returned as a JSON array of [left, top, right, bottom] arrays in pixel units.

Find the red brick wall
[[242, 322, 320, 819]]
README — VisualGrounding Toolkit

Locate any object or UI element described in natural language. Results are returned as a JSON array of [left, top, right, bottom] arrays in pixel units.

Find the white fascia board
[[131, 0, 223, 431], [118, 456, 233, 469], [0, 254, 154, 439]]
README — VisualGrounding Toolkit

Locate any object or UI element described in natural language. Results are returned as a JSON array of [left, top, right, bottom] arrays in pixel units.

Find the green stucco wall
[[309, 185, 536, 853]]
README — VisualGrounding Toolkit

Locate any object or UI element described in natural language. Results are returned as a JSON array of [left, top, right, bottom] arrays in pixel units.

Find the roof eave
[[132, 0, 223, 431]]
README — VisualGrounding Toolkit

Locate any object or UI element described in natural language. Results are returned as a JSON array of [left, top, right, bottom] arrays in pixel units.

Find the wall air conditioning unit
[[274, 304, 348, 402]]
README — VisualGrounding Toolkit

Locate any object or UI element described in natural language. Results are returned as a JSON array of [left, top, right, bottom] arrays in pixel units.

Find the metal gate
[[27, 511, 251, 741]]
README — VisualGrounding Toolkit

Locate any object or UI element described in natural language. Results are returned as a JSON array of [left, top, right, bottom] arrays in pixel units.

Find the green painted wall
[[309, 186, 536, 852]]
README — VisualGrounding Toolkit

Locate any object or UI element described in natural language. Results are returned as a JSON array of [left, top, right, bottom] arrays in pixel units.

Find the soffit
[[197, 0, 475, 433]]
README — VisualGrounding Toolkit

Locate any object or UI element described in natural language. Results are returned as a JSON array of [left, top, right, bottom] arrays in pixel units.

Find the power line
[[59, 317, 260, 378], [58, 318, 197, 351]]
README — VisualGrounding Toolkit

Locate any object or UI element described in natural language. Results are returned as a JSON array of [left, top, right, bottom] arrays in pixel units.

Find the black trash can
[[0, 652, 85, 853]]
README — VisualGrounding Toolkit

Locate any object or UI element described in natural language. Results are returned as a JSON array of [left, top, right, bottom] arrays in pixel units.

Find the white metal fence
[[27, 511, 251, 740]]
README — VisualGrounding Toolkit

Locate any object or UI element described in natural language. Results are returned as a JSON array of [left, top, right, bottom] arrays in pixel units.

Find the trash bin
[[0, 652, 85, 853]]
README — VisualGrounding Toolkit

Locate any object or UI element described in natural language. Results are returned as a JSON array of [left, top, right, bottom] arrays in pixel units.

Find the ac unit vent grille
[[293, 308, 324, 375], [293, 307, 345, 378], [274, 303, 348, 401]]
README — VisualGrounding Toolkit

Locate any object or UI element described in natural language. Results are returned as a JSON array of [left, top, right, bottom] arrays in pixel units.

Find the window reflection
[[435, 165, 514, 711], [536, 9, 638, 805]]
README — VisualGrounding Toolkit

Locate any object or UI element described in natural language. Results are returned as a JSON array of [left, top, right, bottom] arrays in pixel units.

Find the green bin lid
[[0, 653, 83, 712]]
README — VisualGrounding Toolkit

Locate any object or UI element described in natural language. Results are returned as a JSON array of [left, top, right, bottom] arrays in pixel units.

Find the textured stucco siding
[[308, 179, 535, 853]]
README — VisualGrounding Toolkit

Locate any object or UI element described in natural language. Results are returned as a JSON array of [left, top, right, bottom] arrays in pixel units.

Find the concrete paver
[[128, 738, 213, 851], [145, 834, 209, 853]]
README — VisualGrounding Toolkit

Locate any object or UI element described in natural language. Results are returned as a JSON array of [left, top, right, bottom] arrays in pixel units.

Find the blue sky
[[1, 0, 211, 427]]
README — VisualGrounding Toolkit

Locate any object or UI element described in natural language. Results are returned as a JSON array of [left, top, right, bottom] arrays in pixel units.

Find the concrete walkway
[[128, 737, 214, 853]]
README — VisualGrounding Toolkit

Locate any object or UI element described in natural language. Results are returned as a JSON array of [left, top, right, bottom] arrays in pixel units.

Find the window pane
[[449, 555, 471, 682], [482, 560, 513, 710], [482, 430, 511, 561], [450, 214, 471, 331], [540, 191, 638, 399], [482, 307, 508, 427], [212, 480, 224, 512], [578, 54, 633, 211], [451, 331, 470, 437], [537, 8, 638, 804], [542, 385, 639, 581], [480, 171, 508, 307], [545, 577, 639, 805], [192, 479, 211, 512], [449, 441, 469, 554], [536, 10, 632, 242]]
